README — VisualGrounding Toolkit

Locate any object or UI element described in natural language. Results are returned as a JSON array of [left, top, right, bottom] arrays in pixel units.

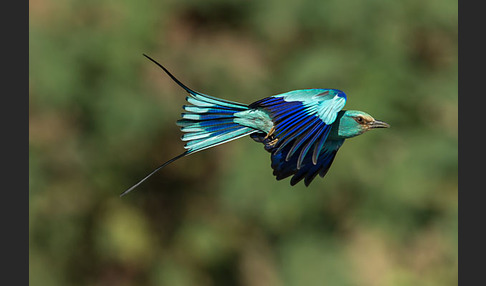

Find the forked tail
[[121, 55, 258, 196]]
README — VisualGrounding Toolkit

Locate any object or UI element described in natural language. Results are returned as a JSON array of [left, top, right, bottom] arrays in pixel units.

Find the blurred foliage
[[29, 0, 457, 285]]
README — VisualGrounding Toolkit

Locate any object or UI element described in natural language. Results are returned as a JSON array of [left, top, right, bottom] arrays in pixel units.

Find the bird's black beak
[[369, 120, 390, 129]]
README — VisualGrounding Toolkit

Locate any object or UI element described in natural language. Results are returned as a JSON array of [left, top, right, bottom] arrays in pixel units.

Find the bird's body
[[121, 55, 390, 196]]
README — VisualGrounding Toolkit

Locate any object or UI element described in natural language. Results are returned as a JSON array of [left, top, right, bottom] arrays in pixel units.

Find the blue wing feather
[[289, 120, 326, 165], [250, 89, 347, 186], [277, 116, 318, 149], [269, 138, 344, 186]]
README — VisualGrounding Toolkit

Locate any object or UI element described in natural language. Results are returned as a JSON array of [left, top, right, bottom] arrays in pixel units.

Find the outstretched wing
[[250, 88, 347, 186]]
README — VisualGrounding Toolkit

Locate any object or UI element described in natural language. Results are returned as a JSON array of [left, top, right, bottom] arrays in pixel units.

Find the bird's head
[[332, 110, 390, 139]]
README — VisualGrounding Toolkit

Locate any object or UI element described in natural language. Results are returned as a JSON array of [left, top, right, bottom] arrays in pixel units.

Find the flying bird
[[121, 55, 390, 196]]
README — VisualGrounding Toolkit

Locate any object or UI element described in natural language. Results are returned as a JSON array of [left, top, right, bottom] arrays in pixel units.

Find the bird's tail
[[177, 95, 258, 154], [120, 55, 258, 196]]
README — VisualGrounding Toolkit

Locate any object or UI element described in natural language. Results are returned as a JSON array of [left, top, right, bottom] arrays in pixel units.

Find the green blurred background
[[29, 0, 457, 285]]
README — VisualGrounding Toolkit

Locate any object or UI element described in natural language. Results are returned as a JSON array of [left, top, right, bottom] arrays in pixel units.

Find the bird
[[120, 54, 390, 196]]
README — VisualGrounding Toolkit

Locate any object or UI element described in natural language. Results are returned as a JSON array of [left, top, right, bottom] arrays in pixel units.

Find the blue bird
[[121, 55, 390, 196]]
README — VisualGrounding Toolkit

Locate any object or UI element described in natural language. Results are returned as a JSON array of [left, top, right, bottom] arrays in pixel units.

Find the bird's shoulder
[[250, 88, 347, 125]]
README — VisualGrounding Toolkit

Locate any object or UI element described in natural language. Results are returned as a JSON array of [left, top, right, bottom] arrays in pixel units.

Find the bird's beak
[[369, 120, 390, 129]]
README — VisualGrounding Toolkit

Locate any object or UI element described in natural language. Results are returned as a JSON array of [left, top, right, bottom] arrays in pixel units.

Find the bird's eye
[[355, 116, 364, 123]]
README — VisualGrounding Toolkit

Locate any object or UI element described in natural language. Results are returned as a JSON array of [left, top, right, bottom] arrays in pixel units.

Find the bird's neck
[[328, 110, 363, 140]]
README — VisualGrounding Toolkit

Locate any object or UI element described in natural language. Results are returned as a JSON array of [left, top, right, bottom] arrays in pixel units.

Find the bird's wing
[[271, 139, 344, 186], [249, 89, 346, 186]]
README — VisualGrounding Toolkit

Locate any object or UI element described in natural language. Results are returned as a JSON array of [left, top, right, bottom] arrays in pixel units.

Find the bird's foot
[[264, 126, 276, 139], [266, 138, 279, 147]]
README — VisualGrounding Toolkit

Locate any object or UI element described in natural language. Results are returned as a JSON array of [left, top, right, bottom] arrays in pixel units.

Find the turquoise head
[[329, 110, 390, 139]]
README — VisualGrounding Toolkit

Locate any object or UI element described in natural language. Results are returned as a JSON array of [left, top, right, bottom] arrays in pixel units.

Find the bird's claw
[[264, 126, 276, 140], [267, 138, 279, 147]]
